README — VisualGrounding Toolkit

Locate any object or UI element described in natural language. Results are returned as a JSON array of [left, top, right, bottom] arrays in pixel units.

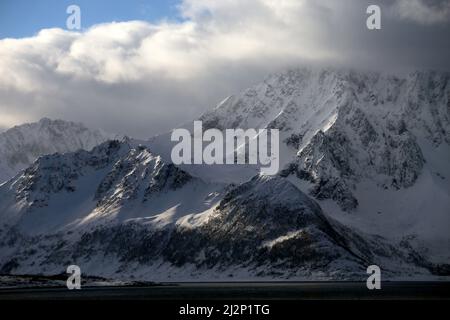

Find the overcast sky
[[0, 0, 449, 138]]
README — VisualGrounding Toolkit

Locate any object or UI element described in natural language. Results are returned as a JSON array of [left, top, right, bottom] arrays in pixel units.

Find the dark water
[[0, 282, 449, 300]]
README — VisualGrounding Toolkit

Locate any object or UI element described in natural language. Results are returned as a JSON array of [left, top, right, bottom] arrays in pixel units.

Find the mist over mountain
[[0, 118, 117, 183]]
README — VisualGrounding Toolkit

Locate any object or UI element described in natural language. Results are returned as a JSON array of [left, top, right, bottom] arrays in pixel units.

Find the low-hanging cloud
[[0, 0, 449, 138], [391, 0, 450, 25]]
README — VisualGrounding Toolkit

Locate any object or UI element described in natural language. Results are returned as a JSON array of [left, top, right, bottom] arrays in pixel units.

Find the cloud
[[391, 0, 450, 25], [0, 0, 449, 138]]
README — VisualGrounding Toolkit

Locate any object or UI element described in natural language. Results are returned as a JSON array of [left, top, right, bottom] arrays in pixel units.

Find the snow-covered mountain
[[0, 139, 223, 233], [0, 140, 437, 280], [150, 67, 450, 270], [0, 118, 116, 183], [200, 69, 448, 193], [0, 67, 449, 281]]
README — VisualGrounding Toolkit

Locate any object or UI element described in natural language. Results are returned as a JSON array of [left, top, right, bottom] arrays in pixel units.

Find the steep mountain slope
[[0, 67, 448, 281], [0, 118, 115, 183], [148, 67, 450, 266], [200, 68, 449, 193], [0, 153, 433, 279], [0, 139, 224, 235]]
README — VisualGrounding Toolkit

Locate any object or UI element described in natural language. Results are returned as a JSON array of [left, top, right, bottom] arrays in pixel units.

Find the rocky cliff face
[[201, 68, 449, 212]]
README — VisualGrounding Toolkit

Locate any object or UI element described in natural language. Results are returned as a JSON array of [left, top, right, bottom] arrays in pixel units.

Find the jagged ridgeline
[[0, 118, 116, 183], [0, 68, 449, 280]]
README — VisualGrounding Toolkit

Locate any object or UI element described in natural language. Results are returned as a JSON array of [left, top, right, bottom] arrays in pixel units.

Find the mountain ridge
[[0, 67, 449, 280], [0, 117, 117, 183], [148, 66, 450, 266]]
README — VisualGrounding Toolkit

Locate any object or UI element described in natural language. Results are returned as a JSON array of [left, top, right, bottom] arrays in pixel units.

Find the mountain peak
[[198, 66, 449, 212], [0, 119, 116, 183], [38, 117, 54, 125]]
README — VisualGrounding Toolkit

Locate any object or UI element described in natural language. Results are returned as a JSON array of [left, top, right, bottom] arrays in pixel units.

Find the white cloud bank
[[0, 0, 449, 137]]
